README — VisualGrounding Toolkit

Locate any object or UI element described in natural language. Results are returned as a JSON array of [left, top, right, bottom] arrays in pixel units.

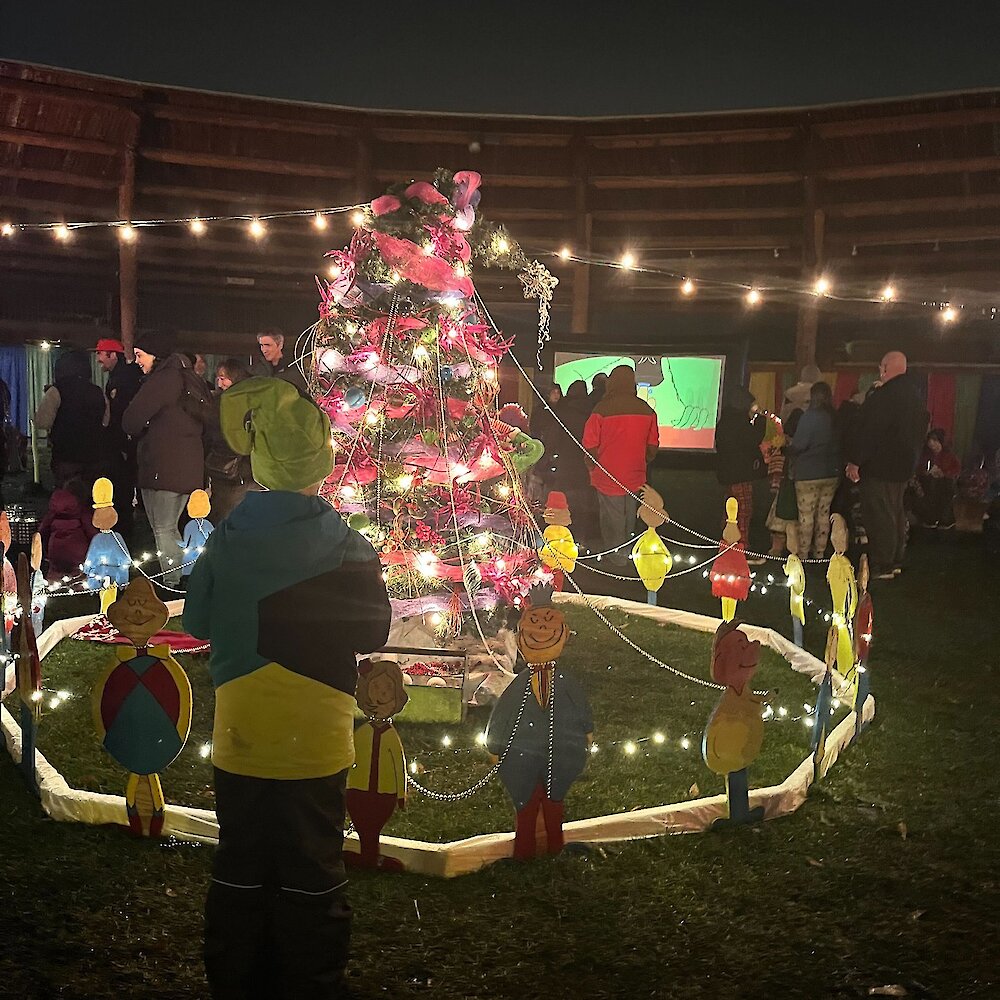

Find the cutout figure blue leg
[[647, 590, 657, 606], [792, 617, 803, 647], [811, 671, 833, 781], [712, 768, 765, 828]]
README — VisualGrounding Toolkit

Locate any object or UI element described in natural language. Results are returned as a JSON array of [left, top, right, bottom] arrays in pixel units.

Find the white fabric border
[[2, 596, 874, 876]]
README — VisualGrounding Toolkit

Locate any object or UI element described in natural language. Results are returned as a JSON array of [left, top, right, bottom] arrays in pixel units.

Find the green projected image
[[553, 353, 725, 450]]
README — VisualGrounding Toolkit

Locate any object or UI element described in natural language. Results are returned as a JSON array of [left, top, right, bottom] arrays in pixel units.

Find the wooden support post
[[571, 134, 591, 336], [794, 157, 825, 371], [118, 144, 138, 356], [355, 127, 374, 204]]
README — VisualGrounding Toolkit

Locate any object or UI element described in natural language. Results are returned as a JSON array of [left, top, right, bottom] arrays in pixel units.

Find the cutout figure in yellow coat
[[345, 659, 409, 871]]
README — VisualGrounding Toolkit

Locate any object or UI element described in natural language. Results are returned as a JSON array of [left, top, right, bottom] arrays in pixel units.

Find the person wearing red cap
[[96, 337, 143, 539]]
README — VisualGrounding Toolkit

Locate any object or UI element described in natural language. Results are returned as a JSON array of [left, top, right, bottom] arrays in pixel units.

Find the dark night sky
[[3, 1, 1000, 117]]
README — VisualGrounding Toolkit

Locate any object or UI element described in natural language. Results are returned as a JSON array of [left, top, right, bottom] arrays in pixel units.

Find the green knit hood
[[219, 377, 333, 492]]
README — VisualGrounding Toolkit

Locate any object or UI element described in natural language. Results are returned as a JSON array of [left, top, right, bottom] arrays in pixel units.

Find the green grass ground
[[32, 609, 831, 842], [2, 472, 999, 998]]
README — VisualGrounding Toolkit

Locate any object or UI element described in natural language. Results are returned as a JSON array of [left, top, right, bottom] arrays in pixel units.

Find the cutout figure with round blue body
[[84, 479, 131, 614], [181, 490, 214, 578]]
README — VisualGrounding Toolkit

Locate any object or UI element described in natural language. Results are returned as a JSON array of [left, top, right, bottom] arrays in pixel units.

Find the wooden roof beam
[[372, 169, 571, 189], [372, 127, 571, 147], [0, 165, 119, 190], [0, 126, 121, 156], [830, 224, 1000, 248], [0, 73, 139, 113], [591, 206, 801, 222], [815, 106, 1000, 139], [820, 155, 1000, 182], [586, 126, 797, 149], [146, 102, 358, 138], [141, 147, 355, 180], [826, 193, 1000, 218], [591, 171, 801, 190]]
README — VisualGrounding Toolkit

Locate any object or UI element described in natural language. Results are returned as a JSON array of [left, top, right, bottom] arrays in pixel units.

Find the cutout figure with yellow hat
[[83, 478, 132, 613]]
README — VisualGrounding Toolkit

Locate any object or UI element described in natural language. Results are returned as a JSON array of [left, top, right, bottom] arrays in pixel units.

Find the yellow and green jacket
[[183, 491, 391, 780]]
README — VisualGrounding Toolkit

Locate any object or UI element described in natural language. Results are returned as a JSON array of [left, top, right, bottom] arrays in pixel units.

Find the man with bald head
[[846, 351, 928, 580]]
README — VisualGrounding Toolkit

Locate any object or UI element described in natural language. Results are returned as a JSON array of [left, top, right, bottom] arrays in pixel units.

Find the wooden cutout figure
[[851, 554, 874, 739], [703, 620, 765, 827], [783, 522, 806, 647], [812, 625, 838, 781], [485, 592, 593, 860], [181, 490, 214, 579], [633, 484, 672, 605], [1, 513, 16, 654], [539, 491, 577, 592], [345, 659, 409, 871], [92, 578, 192, 837], [83, 478, 132, 614], [29, 533, 46, 636], [11, 554, 42, 793], [826, 514, 858, 677], [710, 497, 752, 622]]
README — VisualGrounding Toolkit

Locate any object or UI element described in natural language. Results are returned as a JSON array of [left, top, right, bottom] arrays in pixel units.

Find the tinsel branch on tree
[[308, 169, 555, 638]]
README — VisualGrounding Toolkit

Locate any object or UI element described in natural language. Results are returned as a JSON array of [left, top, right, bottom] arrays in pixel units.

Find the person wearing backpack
[[122, 329, 209, 589]]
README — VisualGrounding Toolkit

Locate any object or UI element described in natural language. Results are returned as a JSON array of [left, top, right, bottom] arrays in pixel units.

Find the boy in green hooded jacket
[[184, 377, 391, 999]]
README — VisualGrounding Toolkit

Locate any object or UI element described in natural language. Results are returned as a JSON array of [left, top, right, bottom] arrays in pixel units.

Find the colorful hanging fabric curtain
[[833, 371, 859, 407], [0, 345, 29, 434], [749, 371, 777, 414], [926, 373, 957, 439], [952, 374, 983, 463], [974, 375, 1000, 458]]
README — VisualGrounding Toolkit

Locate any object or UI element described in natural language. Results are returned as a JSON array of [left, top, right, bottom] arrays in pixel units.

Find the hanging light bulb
[[189, 218, 207, 236], [941, 305, 958, 323], [248, 218, 266, 240], [351, 210, 365, 227], [118, 223, 137, 243], [745, 287, 762, 306], [53, 224, 71, 242], [680, 278, 696, 296], [328, 263, 342, 279], [1, 222, 14, 237], [558, 246, 572, 261], [619, 251, 636, 269], [881, 284, 895, 301], [312, 212, 328, 230], [813, 276, 831, 296]]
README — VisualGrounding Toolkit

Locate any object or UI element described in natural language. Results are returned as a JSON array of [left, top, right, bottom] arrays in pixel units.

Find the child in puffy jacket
[[38, 479, 97, 581]]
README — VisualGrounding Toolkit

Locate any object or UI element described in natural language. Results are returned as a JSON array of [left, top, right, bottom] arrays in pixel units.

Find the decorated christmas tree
[[309, 170, 557, 650]]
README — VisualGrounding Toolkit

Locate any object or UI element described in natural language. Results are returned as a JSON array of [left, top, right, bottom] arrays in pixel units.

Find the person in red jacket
[[582, 366, 659, 567], [912, 428, 961, 529]]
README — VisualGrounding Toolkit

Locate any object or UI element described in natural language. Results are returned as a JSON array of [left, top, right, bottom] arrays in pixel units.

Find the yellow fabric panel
[[347, 722, 407, 797], [213, 662, 356, 779], [749, 371, 776, 413]]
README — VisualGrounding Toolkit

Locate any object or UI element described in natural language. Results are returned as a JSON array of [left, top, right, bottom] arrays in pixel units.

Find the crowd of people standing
[[717, 351, 939, 580], [31, 326, 309, 586]]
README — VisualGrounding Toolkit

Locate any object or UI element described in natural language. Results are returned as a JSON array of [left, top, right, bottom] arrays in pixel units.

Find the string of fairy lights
[[6, 190, 866, 807], [2, 197, 995, 321]]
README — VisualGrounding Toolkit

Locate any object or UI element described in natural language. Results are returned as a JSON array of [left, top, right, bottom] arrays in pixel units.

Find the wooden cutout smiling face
[[107, 578, 169, 648], [356, 660, 409, 721], [517, 605, 569, 664]]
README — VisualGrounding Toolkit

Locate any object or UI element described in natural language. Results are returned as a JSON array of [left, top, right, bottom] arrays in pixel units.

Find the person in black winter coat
[[714, 385, 766, 559], [845, 351, 929, 579], [553, 380, 599, 546], [34, 349, 108, 487], [96, 337, 143, 538]]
